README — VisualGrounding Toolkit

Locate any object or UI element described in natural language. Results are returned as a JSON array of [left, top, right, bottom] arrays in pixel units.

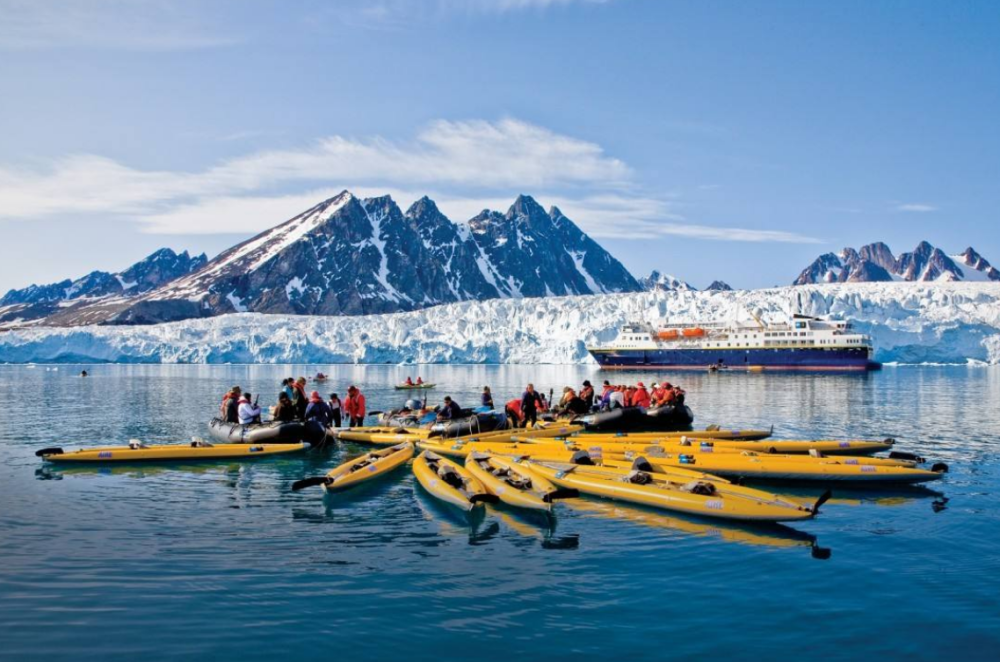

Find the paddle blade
[[812, 489, 833, 514], [35, 447, 63, 457], [291, 476, 330, 491], [543, 488, 580, 502]]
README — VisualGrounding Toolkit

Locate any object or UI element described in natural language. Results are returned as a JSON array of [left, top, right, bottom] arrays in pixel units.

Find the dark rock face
[[794, 241, 999, 284], [0, 249, 207, 325], [705, 281, 733, 291], [12, 191, 641, 326]]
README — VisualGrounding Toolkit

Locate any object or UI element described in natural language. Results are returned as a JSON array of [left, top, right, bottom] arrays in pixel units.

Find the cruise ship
[[588, 314, 879, 371]]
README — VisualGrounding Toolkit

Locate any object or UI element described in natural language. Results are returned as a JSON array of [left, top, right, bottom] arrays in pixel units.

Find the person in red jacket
[[344, 385, 367, 427], [632, 382, 651, 408], [505, 398, 525, 427]]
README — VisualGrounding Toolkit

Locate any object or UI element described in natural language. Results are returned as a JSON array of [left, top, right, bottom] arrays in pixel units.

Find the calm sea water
[[1, 364, 998, 661]]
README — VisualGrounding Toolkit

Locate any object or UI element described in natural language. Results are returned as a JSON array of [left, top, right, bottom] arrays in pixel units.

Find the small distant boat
[[395, 383, 435, 390], [313, 373, 329, 382]]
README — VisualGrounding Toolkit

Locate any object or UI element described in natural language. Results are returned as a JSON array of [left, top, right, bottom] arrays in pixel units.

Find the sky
[[1, 0, 998, 292]]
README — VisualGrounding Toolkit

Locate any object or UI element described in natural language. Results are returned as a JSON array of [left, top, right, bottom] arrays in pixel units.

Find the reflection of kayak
[[465, 453, 577, 512], [566, 498, 818, 551], [208, 418, 327, 445], [526, 461, 819, 522], [394, 383, 436, 390], [413, 451, 496, 512], [36, 441, 308, 463]]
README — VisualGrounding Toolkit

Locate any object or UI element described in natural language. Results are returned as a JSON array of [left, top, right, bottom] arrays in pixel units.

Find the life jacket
[[632, 387, 651, 408]]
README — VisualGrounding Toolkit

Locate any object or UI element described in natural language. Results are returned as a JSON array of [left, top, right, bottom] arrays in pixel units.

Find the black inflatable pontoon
[[577, 405, 694, 432], [208, 418, 328, 445]]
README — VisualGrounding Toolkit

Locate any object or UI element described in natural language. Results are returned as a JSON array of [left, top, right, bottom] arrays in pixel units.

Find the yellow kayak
[[291, 442, 413, 492], [564, 428, 775, 441], [394, 383, 436, 390], [526, 461, 822, 522], [336, 426, 433, 443], [537, 434, 895, 456], [36, 440, 308, 463], [600, 452, 946, 484], [545, 440, 914, 465], [464, 453, 578, 512], [412, 451, 497, 512]]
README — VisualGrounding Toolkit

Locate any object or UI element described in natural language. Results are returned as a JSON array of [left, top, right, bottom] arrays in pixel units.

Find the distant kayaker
[[80, 370, 88, 377], [273, 392, 297, 422], [238, 392, 262, 425], [305, 391, 334, 427], [221, 386, 242, 423], [345, 385, 366, 427], [405, 376, 414, 386], [416, 376, 424, 385], [481, 386, 494, 409], [521, 383, 542, 428], [327, 393, 343, 428], [438, 396, 462, 421]]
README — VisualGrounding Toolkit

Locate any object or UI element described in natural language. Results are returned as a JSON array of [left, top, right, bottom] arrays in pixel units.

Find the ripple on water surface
[[1, 364, 999, 660]]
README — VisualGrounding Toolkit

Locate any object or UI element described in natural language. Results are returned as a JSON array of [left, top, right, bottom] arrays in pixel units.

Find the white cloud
[[895, 203, 938, 213], [0, 0, 238, 51], [0, 119, 629, 223], [0, 116, 816, 244]]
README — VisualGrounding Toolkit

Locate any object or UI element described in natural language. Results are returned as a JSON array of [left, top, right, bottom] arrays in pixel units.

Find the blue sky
[[1, 0, 998, 291]]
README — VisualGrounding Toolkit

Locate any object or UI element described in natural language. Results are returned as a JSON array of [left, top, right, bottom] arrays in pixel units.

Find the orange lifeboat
[[656, 329, 680, 340], [682, 327, 706, 338]]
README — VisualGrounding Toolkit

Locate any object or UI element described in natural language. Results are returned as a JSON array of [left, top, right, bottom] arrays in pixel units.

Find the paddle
[[543, 488, 580, 502], [35, 447, 63, 457], [367, 410, 384, 417], [291, 476, 332, 491], [812, 489, 832, 514]]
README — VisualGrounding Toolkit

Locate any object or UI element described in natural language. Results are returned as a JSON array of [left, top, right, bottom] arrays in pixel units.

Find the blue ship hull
[[589, 347, 878, 371]]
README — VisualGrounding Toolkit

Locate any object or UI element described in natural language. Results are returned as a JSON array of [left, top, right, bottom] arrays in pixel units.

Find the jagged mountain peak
[[640, 270, 696, 292], [795, 240, 1000, 284], [15, 191, 641, 326]]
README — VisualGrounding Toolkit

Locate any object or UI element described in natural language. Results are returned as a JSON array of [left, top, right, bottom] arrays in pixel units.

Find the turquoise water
[[1, 364, 998, 661]]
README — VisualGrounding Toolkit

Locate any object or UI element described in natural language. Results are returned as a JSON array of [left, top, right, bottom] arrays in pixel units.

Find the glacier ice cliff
[[0, 283, 998, 365]]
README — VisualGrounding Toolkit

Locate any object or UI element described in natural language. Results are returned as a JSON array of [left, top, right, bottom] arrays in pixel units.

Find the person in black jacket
[[437, 396, 462, 421], [272, 392, 297, 422], [222, 386, 242, 424], [521, 383, 542, 428]]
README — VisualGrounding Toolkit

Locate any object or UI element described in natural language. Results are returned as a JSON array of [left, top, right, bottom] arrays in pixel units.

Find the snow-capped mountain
[[16, 191, 640, 326], [705, 281, 733, 291], [639, 271, 696, 291], [3, 283, 998, 365], [0, 249, 207, 326], [794, 241, 1000, 284]]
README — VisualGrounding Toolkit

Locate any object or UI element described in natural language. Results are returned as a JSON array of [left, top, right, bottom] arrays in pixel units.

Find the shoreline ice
[[0, 283, 998, 365]]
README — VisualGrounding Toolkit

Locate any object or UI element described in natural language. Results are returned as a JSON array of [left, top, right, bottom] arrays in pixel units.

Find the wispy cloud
[[0, 117, 816, 244], [895, 203, 938, 213], [0, 0, 239, 51]]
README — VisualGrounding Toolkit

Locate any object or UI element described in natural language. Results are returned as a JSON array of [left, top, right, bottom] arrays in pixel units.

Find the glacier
[[0, 283, 998, 365]]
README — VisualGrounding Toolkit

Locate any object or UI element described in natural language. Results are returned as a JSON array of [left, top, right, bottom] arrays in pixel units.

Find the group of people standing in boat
[[218, 375, 685, 430], [219, 378, 367, 427]]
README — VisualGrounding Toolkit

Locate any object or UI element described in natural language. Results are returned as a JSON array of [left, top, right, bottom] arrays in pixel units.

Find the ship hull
[[589, 347, 878, 371]]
